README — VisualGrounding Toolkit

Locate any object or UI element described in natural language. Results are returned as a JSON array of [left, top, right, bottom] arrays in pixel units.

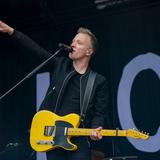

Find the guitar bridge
[[36, 140, 54, 145]]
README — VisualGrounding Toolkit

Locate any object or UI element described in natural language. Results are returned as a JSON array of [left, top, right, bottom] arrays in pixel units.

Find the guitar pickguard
[[53, 121, 75, 150]]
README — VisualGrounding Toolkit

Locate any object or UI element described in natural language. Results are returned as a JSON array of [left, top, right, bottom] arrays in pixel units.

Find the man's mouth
[[71, 49, 76, 53]]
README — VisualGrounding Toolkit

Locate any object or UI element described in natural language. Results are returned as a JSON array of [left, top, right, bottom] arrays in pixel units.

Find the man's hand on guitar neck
[[90, 127, 103, 141]]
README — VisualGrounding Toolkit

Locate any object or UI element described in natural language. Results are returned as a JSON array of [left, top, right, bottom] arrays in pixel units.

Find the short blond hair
[[77, 27, 98, 54]]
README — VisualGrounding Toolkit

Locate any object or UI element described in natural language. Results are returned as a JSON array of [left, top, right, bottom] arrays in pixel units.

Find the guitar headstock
[[126, 129, 149, 140]]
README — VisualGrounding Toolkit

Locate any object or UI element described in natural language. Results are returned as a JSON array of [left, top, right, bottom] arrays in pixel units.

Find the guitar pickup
[[44, 126, 55, 136]]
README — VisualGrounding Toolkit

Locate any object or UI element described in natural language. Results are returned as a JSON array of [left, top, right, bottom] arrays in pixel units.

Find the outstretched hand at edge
[[0, 20, 14, 35]]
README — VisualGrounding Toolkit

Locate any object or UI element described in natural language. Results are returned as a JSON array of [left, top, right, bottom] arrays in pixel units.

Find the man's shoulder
[[92, 70, 107, 81], [89, 70, 107, 87]]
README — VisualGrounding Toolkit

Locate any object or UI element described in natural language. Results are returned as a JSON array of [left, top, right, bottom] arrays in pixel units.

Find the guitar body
[[30, 110, 149, 152], [30, 110, 80, 152]]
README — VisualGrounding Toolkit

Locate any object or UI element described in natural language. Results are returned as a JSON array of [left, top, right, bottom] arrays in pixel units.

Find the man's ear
[[86, 48, 93, 56]]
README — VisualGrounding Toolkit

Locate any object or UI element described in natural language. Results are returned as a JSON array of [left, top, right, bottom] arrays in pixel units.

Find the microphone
[[59, 43, 73, 52]]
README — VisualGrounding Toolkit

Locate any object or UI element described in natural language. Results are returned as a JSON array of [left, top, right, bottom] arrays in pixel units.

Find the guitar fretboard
[[68, 128, 127, 137]]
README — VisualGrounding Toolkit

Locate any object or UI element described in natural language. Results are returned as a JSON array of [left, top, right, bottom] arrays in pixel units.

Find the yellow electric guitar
[[30, 110, 149, 152]]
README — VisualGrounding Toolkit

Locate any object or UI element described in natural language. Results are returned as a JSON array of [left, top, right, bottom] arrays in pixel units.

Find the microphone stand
[[0, 48, 62, 101]]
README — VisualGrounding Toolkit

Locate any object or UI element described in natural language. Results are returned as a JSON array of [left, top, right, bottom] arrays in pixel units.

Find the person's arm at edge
[[0, 20, 52, 59]]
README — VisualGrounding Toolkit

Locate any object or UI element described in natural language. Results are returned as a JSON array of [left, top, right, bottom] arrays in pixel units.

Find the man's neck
[[73, 59, 89, 74]]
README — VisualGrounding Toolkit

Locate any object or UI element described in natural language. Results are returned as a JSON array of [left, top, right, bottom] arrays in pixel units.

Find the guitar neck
[[68, 128, 127, 137]]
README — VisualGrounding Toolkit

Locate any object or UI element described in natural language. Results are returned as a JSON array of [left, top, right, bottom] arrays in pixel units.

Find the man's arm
[[90, 77, 109, 141], [0, 20, 52, 60]]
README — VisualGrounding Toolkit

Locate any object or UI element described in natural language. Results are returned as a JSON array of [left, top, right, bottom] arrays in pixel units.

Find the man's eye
[[77, 41, 82, 45]]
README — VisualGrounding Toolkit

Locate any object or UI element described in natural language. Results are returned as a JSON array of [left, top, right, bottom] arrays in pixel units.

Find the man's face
[[69, 33, 93, 60]]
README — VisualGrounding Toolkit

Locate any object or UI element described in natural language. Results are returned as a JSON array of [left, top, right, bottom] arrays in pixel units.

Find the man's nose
[[71, 41, 76, 48]]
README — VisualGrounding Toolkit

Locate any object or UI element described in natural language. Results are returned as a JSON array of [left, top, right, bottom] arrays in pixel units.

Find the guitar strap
[[80, 70, 97, 123]]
